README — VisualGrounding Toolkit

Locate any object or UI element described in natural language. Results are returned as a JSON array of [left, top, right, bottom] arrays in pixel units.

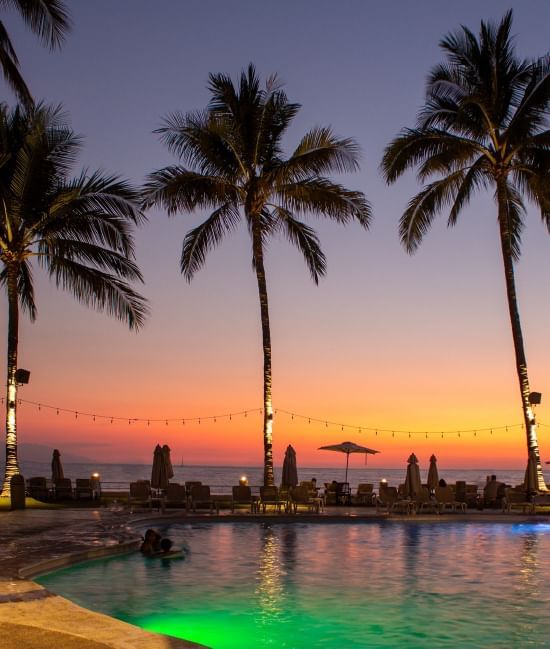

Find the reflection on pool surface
[[37, 522, 550, 648]]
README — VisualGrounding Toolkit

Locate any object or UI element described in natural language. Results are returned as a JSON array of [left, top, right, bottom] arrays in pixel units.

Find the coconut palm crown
[[144, 64, 372, 486], [0, 0, 70, 107], [0, 104, 148, 496], [381, 10, 550, 490]]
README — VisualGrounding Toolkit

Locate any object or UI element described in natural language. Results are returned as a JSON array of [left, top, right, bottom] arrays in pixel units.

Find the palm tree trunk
[[497, 179, 546, 491], [250, 213, 274, 487], [1, 264, 21, 497]]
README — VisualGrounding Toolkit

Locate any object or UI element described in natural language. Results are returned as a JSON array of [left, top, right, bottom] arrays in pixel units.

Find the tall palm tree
[[381, 10, 550, 490], [0, 0, 70, 107], [144, 65, 371, 486], [0, 104, 148, 496]]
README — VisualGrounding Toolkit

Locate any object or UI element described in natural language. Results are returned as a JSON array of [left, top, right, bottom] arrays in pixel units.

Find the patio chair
[[434, 486, 466, 512], [532, 493, 550, 513], [376, 486, 413, 514], [289, 486, 321, 513], [190, 485, 219, 514], [259, 486, 286, 513], [54, 478, 74, 501], [502, 487, 533, 513], [128, 481, 153, 509], [354, 483, 374, 505], [75, 478, 94, 500], [324, 482, 338, 506], [27, 476, 49, 501], [232, 485, 257, 513], [165, 482, 188, 509], [414, 487, 439, 514]]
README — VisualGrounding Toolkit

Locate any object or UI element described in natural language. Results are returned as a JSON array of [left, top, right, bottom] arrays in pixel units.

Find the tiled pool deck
[[0, 505, 545, 648]]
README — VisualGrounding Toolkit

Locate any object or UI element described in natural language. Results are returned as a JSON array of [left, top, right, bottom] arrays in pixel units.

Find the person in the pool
[[140, 529, 161, 555]]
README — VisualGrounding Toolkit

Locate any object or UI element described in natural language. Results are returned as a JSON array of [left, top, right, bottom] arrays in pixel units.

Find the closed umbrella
[[404, 453, 422, 499], [51, 449, 64, 481], [524, 451, 538, 496], [281, 445, 298, 488], [151, 444, 169, 492], [427, 454, 439, 491], [162, 444, 174, 480], [318, 441, 380, 483]]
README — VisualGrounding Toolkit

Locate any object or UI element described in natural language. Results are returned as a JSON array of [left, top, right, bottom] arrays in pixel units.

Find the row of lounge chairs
[[27, 477, 99, 501], [128, 481, 324, 514]]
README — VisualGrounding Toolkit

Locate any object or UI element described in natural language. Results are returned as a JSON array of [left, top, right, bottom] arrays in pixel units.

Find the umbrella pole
[[345, 453, 350, 484]]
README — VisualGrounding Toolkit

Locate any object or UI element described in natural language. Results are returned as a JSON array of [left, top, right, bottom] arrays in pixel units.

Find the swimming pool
[[37, 522, 550, 648]]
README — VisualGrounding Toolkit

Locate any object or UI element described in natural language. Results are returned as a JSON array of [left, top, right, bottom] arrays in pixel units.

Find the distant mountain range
[[17, 443, 94, 463]]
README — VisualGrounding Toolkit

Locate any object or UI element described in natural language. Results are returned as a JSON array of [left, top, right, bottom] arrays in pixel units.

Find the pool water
[[37, 522, 550, 648]]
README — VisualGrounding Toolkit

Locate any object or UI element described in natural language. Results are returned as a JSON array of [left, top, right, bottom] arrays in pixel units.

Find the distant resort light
[[8, 397, 545, 439]]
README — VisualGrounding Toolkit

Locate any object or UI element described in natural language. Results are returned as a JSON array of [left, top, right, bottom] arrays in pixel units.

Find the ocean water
[[8, 460, 536, 493]]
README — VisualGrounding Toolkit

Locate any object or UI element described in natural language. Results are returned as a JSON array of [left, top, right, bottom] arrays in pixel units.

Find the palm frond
[[48, 257, 148, 330], [447, 157, 490, 225], [9, 0, 71, 49], [143, 166, 238, 214], [496, 181, 525, 261], [0, 20, 31, 106], [181, 202, 241, 280], [16, 258, 36, 319], [381, 128, 484, 182], [279, 178, 371, 228], [272, 206, 326, 283], [399, 173, 466, 253], [276, 127, 360, 182]]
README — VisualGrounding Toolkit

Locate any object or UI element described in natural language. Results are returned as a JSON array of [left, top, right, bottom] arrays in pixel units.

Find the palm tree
[[0, 0, 70, 107], [144, 65, 371, 486], [0, 104, 148, 496], [381, 10, 550, 490]]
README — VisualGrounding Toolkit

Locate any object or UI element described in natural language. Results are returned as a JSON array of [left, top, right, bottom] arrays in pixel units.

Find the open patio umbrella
[[524, 451, 538, 496], [162, 444, 174, 480], [427, 454, 439, 491], [281, 445, 298, 488], [151, 444, 169, 492], [318, 441, 380, 483], [404, 453, 422, 499], [51, 449, 64, 481]]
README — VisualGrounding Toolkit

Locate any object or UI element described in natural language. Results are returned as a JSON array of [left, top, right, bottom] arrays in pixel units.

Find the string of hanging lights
[[3, 397, 541, 438]]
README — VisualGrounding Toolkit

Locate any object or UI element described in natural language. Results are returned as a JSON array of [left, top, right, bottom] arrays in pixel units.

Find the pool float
[[143, 548, 185, 559]]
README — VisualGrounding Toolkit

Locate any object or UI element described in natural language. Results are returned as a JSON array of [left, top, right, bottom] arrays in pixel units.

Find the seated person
[[483, 475, 502, 507]]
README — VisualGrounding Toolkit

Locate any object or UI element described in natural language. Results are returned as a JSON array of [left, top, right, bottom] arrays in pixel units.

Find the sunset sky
[[1, 1, 550, 470]]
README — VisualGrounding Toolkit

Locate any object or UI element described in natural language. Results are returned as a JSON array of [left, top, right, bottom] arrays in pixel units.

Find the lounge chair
[[27, 477, 49, 501], [414, 487, 439, 514], [434, 486, 466, 512], [354, 483, 374, 505], [532, 493, 550, 513], [190, 485, 219, 514], [289, 486, 321, 513], [75, 478, 94, 500], [376, 486, 398, 513], [502, 487, 533, 513], [324, 482, 338, 505], [54, 478, 73, 500], [165, 482, 188, 509], [232, 485, 258, 513], [128, 481, 153, 509], [260, 486, 286, 513]]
